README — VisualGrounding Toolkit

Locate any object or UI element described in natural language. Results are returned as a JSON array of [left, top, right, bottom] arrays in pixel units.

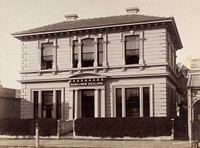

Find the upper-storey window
[[82, 38, 94, 67], [41, 42, 53, 69], [73, 40, 79, 68], [97, 38, 103, 66], [125, 35, 139, 65]]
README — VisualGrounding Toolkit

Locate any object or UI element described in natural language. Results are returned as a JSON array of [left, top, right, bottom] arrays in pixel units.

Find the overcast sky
[[0, 0, 200, 89]]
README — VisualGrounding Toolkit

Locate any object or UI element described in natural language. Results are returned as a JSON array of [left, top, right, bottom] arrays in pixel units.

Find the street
[[0, 139, 191, 148]]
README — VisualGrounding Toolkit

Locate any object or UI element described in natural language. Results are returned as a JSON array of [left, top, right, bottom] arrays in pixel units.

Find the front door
[[81, 89, 94, 117]]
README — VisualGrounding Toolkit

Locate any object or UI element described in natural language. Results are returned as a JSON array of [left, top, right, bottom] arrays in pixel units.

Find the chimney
[[126, 7, 140, 15], [64, 14, 78, 21]]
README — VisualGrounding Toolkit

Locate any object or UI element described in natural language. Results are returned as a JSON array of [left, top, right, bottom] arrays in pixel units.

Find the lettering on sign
[[70, 79, 104, 86]]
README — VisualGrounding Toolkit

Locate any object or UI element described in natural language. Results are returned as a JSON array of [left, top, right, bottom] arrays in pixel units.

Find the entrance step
[[59, 132, 74, 139]]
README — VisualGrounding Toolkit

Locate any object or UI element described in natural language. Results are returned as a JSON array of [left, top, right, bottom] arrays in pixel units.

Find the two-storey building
[[13, 8, 183, 120]]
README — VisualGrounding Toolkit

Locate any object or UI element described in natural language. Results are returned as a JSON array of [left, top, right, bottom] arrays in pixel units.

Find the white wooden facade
[[13, 12, 183, 120]]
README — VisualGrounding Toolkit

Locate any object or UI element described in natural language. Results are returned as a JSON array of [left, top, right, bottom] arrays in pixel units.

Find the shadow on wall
[[64, 102, 71, 119], [20, 98, 34, 119]]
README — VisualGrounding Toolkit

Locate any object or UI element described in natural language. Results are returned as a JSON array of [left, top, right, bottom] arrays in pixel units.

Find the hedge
[[75, 117, 172, 138], [0, 118, 57, 136]]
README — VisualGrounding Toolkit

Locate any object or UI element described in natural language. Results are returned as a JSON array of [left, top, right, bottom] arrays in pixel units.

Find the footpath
[[0, 138, 191, 148]]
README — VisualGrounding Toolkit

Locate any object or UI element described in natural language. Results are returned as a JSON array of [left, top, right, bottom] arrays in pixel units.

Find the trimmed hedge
[[75, 117, 172, 138], [0, 118, 57, 136]]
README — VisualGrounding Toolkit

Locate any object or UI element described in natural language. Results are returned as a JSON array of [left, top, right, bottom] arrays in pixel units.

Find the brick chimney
[[64, 14, 78, 21], [126, 7, 140, 15]]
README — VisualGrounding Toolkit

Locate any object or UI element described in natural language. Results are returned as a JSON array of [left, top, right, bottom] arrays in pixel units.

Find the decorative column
[[120, 33, 126, 65], [69, 37, 73, 68], [95, 89, 99, 117], [103, 34, 108, 66], [52, 90, 56, 119], [52, 39, 57, 70], [122, 87, 126, 117], [101, 88, 106, 117], [150, 84, 154, 117], [38, 91, 42, 118], [139, 31, 145, 65], [61, 88, 65, 119], [188, 87, 192, 143], [77, 38, 82, 68], [74, 90, 79, 119], [140, 86, 143, 117], [94, 38, 98, 67], [37, 41, 42, 70]]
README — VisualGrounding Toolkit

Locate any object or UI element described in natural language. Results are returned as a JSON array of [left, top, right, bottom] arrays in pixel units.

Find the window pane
[[33, 91, 38, 118], [82, 38, 94, 67], [143, 87, 150, 117], [73, 40, 78, 68], [126, 35, 139, 49], [56, 90, 61, 119], [98, 38, 103, 66], [125, 35, 139, 65], [41, 42, 53, 69], [116, 88, 122, 117], [125, 88, 140, 117], [42, 91, 53, 118]]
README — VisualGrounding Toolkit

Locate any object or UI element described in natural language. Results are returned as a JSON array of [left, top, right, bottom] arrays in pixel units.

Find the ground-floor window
[[115, 86, 151, 117], [33, 89, 62, 119], [72, 87, 105, 119]]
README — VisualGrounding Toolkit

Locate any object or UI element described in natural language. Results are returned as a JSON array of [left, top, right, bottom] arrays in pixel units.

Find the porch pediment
[[68, 73, 107, 79], [68, 73, 107, 87]]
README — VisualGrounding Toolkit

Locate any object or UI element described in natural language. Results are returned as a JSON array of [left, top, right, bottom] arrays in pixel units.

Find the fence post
[[171, 118, 175, 140], [73, 119, 75, 138], [57, 120, 60, 139], [35, 123, 39, 148]]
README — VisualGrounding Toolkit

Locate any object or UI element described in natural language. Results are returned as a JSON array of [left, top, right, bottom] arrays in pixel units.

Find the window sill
[[20, 63, 168, 74], [20, 69, 57, 74]]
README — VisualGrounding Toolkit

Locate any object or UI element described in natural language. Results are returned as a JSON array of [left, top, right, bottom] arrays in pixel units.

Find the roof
[[12, 14, 172, 36], [188, 74, 200, 87], [12, 13, 182, 49]]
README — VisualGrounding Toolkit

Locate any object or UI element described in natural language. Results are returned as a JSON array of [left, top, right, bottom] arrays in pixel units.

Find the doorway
[[81, 89, 94, 117]]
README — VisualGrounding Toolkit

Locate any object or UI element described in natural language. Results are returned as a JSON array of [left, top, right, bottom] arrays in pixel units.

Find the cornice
[[18, 73, 169, 84], [20, 63, 168, 74]]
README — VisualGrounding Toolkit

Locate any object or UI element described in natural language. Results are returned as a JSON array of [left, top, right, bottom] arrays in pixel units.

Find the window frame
[[72, 40, 79, 68], [121, 31, 145, 67], [97, 38, 103, 66], [113, 85, 153, 117], [38, 39, 57, 71], [81, 38, 95, 67], [31, 88, 64, 119], [125, 35, 140, 65], [41, 42, 54, 70], [70, 34, 107, 69]]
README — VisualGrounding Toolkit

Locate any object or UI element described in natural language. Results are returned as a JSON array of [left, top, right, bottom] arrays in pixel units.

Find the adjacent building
[[0, 82, 20, 119], [12, 8, 183, 120], [187, 58, 200, 140]]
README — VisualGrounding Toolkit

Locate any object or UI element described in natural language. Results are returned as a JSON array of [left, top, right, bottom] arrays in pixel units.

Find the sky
[[0, 0, 200, 89]]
